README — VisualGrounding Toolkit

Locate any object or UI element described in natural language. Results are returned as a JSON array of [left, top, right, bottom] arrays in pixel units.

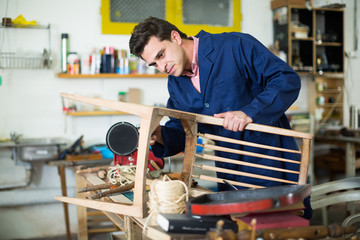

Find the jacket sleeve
[[238, 34, 301, 125]]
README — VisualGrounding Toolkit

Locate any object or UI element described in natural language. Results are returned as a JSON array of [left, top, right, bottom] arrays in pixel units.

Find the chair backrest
[[189, 115, 313, 189], [55, 93, 313, 218], [311, 177, 360, 226]]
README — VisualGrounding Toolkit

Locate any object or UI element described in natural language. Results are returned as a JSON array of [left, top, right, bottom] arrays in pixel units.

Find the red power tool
[[106, 122, 164, 171]]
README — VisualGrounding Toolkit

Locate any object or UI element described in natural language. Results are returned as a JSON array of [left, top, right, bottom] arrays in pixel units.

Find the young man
[[129, 17, 311, 218]]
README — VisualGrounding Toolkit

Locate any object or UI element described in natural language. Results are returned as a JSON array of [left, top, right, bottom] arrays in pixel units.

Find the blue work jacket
[[152, 31, 301, 188]]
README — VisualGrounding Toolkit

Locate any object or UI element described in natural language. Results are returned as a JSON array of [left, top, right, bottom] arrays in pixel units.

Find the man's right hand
[[150, 125, 164, 146]]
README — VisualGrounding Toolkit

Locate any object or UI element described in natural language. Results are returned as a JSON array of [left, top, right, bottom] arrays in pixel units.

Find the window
[[101, 0, 241, 35]]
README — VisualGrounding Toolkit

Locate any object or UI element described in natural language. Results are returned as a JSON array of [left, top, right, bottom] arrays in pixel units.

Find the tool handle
[[78, 182, 120, 193], [91, 182, 135, 199]]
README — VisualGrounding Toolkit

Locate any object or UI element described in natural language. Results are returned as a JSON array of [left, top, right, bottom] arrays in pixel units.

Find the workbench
[[75, 170, 214, 240], [74, 171, 360, 240], [75, 171, 144, 240], [315, 134, 360, 178]]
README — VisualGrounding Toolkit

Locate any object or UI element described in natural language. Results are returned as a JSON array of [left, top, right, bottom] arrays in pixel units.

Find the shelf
[[0, 24, 50, 29], [316, 103, 343, 108], [314, 72, 344, 78], [0, 23, 52, 69], [316, 89, 343, 94], [291, 37, 314, 41], [316, 42, 342, 47], [66, 111, 127, 116], [57, 73, 168, 78]]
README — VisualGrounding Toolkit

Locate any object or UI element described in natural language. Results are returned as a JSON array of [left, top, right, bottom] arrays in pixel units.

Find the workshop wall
[[0, 0, 358, 239]]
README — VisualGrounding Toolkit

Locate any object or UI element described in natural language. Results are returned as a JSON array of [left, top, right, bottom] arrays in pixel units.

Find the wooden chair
[[55, 93, 313, 219]]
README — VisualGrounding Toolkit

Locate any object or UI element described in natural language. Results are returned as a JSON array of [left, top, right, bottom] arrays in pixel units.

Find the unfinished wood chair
[[55, 93, 313, 219]]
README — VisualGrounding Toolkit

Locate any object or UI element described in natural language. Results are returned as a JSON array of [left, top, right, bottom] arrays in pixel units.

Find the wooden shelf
[[57, 73, 167, 78], [316, 89, 343, 94], [291, 37, 314, 41], [316, 103, 343, 108], [316, 42, 342, 47], [66, 111, 127, 116]]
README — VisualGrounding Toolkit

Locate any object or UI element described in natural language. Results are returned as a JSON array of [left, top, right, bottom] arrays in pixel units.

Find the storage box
[[127, 88, 141, 104]]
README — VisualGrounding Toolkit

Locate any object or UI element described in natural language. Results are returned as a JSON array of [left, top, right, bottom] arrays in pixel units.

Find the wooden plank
[[299, 139, 311, 184], [87, 228, 119, 233], [66, 111, 127, 116], [180, 119, 197, 187], [196, 115, 313, 139], [55, 196, 144, 218], [61, 92, 152, 117]]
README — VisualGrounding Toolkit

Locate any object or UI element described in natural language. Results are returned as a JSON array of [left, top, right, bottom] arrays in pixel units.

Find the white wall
[[0, 0, 358, 239]]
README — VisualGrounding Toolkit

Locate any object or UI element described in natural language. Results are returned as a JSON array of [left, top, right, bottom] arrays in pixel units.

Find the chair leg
[[321, 206, 328, 226]]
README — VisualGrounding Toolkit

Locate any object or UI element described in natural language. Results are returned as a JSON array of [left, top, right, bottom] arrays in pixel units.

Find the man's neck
[[181, 38, 195, 71]]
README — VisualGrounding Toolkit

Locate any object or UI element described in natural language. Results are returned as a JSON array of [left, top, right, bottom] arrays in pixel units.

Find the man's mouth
[[167, 65, 174, 75]]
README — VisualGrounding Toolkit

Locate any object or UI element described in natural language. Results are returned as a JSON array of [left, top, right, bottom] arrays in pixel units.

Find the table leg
[[345, 143, 356, 215], [58, 166, 71, 240], [76, 173, 88, 240], [345, 143, 356, 178]]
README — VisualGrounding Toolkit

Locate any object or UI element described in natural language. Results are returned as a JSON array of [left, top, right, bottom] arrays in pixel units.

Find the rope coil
[[145, 175, 189, 227]]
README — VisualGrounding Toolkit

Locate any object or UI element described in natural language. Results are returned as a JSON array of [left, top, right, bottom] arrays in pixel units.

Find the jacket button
[[204, 103, 210, 108]]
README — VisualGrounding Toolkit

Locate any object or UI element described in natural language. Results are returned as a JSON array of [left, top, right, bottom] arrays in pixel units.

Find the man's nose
[[157, 61, 166, 73]]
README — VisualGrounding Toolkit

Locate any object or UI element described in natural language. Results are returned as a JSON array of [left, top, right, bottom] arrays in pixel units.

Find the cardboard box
[[127, 88, 142, 104]]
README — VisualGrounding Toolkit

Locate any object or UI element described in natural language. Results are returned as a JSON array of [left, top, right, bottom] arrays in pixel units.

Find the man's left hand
[[214, 111, 253, 132]]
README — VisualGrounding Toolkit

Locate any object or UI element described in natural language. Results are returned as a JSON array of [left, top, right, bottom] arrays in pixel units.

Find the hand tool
[[90, 182, 135, 199], [78, 182, 121, 193]]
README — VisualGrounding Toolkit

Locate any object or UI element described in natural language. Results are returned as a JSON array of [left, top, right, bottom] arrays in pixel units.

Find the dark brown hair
[[129, 16, 187, 57]]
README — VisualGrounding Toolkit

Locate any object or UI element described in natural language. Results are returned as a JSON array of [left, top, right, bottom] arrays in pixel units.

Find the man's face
[[141, 31, 187, 77]]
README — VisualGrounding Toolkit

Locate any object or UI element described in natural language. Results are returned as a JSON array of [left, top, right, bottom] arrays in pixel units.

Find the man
[[129, 17, 311, 219]]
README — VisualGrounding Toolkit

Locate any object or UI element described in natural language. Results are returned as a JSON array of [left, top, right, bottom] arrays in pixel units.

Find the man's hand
[[150, 125, 164, 146], [214, 111, 253, 132]]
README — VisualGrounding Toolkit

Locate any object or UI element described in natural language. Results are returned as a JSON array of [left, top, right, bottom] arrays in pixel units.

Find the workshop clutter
[[61, 33, 157, 75]]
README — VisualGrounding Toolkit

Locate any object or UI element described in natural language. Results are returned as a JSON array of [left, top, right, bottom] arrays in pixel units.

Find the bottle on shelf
[[61, 33, 69, 73]]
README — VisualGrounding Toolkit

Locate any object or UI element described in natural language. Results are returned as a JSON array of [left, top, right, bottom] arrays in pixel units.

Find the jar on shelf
[[118, 91, 127, 102], [67, 52, 80, 75]]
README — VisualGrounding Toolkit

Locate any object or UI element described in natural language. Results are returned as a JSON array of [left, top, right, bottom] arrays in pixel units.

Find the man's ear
[[171, 30, 182, 45]]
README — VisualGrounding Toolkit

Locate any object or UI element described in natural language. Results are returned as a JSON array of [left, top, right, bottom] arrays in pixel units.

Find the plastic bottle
[[67, 52, 79, 75], [61, 33, 69, 73]]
